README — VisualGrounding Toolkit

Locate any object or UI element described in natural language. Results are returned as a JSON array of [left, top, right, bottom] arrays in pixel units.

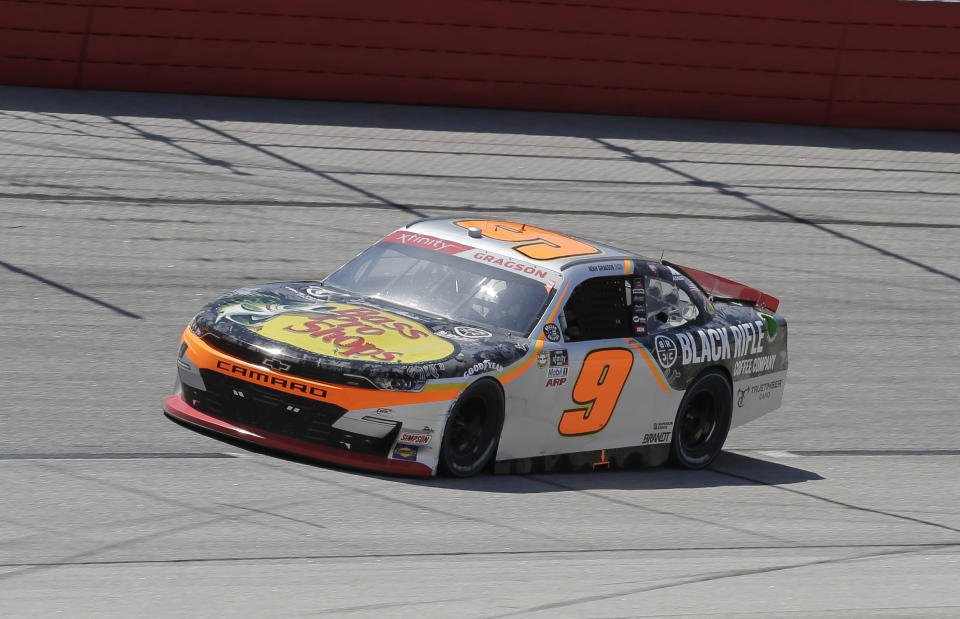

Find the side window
[[562, 277, 632, 341], [646, 275, 699, 334]]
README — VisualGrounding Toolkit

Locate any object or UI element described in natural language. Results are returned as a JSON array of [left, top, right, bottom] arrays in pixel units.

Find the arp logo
[[545, 377, 567, 388]]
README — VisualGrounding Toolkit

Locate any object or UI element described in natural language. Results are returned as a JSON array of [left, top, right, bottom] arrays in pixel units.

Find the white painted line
[[754, 450, 800, 458]]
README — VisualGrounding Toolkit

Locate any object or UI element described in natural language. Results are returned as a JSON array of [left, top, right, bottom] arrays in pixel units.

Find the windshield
[[325, 242, 554, 335]]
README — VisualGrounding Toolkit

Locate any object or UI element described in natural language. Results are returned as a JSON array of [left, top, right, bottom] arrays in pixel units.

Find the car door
[[532, 274, 660, 453], [497, 268, 690, 462]]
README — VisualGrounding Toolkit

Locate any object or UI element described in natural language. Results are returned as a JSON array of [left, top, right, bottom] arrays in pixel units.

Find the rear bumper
[[164, 394, 433, 476]]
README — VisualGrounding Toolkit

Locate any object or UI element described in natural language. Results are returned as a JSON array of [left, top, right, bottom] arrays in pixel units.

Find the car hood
[[189, 282, 531, 390]]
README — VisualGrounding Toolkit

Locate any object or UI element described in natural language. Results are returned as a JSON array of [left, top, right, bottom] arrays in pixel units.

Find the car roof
[[404, 217, 650, 269]]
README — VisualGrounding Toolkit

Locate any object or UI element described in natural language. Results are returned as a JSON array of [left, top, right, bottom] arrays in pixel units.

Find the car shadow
[[402, 451, 823, 493], [169, 415, 821, 490]]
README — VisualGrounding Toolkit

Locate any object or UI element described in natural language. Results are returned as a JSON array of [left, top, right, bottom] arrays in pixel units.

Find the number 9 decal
[[559, 348, 634, 436], [456, 220, 600, 261]]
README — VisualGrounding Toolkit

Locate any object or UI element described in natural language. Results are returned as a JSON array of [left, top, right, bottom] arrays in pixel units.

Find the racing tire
[[669, 370, 732, 470], [438, 379, 504, 478]]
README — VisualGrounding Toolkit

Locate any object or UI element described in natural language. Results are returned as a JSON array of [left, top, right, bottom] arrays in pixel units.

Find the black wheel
[[438, 379, 504, 477], [670, 370, 732, 469]]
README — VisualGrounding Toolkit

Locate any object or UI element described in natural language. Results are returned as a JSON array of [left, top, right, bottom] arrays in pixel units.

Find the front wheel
[[438, 380, 504, 477], [670, 370, 732, 469]]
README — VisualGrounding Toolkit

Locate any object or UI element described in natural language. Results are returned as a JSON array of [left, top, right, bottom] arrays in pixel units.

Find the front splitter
[[163, 395, 433, 476]]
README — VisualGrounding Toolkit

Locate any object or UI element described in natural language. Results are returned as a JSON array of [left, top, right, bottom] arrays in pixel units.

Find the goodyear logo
[[255, 303, 455, 363]]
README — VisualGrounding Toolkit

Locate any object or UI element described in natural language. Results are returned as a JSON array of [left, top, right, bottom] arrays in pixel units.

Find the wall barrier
[[2, 0, 959, 130]]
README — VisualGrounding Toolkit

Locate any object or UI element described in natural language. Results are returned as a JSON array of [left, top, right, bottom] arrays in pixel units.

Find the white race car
[[165, 218, 787, 476]]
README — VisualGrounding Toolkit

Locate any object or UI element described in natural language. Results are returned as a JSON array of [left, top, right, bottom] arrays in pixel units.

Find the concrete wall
[[3, 0, 959, 129]]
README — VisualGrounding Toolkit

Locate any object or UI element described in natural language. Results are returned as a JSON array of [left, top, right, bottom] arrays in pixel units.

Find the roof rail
[[404, 216, 452, 228], [559, 254, 647, 271], [405, 216, 497, 229]]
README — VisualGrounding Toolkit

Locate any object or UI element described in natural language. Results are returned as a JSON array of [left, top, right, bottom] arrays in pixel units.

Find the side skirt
[[494, 443, 670, 474]]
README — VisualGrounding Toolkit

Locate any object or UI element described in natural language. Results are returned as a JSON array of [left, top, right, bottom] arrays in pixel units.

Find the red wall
[[2, 0, 959, 129]]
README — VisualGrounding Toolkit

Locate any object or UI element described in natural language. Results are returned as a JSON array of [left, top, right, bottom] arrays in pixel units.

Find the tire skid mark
[[30, 461, 340, 536], [215, 502, 327, 530], [0, 462, 351, 581], [0, 510, 233, 583], [592, 138, 960, 284], [3, 191, 951, 229], [251, 459, 569, 543], [527, 474, 795, 544], [190, 119, 426, 219], [711, 467, 960, 535], [489, 544, 956, 617], [2, 541, 956, 570]]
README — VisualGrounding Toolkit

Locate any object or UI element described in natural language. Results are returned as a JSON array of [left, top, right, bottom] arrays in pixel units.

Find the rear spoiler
[[665, 262, 780, 313]]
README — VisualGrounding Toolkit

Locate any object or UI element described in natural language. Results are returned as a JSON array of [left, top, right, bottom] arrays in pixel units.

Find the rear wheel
[[438, 380, 504, 477], [670, 370, 732, 469]]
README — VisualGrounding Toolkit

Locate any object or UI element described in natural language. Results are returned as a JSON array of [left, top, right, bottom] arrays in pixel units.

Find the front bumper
[[164, 394, 433, 476]]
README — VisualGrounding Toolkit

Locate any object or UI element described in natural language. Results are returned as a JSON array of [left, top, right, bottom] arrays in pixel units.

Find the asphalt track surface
[[1, 85, 958, 617]]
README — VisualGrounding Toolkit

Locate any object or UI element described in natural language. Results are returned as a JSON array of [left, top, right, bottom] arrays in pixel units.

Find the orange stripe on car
[[501, 282, 571, 385], [622, 338, 673, 394], [182, 329, 464, 409]]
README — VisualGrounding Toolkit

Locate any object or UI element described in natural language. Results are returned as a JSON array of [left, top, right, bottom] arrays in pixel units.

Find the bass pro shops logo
[[654, 335, 678, 368], [255, 303, 456, 363]]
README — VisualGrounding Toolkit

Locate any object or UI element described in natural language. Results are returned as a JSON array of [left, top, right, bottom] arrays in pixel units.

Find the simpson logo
[[654, 335, 678, 368], [549, 349, 568, 367], [255, 303, 456, 363], [381, 231, 473, 255], [398, 432, 431, 445], [392, 444, 419, 461]]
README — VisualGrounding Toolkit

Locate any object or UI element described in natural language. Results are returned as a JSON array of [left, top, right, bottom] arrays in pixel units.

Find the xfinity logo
[[263, 358, 291, 372], [396, 232, 459, 251], [382, 230, 472, 255]]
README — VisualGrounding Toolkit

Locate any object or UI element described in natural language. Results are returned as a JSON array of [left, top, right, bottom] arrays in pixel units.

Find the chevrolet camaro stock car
[[164, 218, 788, 477]]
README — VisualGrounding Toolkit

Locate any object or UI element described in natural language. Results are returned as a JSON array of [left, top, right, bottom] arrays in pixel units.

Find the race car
[[164, 218, 787, 476]]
